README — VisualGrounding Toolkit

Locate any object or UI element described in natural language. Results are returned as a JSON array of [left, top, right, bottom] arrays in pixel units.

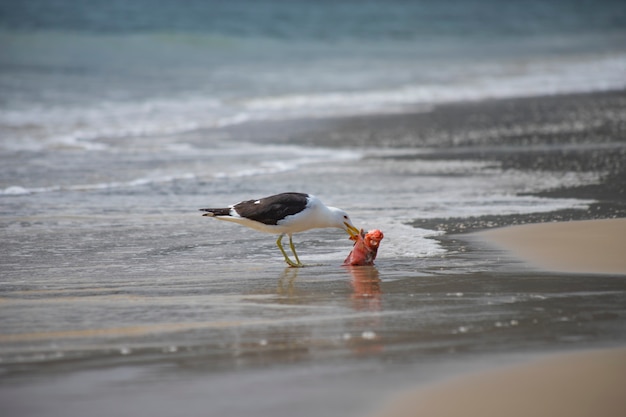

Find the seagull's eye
[[343, 215, 348, 219]]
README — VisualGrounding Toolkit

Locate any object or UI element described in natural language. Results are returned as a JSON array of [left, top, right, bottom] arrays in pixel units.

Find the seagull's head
[[329, 207, 360, 238]]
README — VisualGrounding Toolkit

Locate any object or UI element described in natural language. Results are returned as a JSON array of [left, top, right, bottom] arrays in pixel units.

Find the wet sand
[[370, 217, 626, 417], [372, 347, 626, 417], [479, 218, 626, 275]]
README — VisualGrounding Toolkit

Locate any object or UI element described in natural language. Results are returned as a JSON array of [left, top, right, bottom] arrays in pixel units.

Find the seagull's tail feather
[[199, 208, 231, 217]]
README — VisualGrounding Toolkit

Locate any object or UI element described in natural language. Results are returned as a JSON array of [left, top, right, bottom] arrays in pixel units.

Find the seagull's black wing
[[233, 192, 309, 225]]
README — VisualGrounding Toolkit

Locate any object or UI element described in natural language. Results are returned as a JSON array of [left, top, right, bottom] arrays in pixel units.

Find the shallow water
[[2, 257, 626, 417]]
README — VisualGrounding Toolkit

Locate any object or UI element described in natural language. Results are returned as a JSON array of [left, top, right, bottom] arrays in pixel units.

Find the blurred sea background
[[1, 0, 626, 153], [1, 1, 626, 416]]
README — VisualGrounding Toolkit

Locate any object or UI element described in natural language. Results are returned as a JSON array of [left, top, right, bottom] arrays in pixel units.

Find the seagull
[[200, 192, 360, 267]]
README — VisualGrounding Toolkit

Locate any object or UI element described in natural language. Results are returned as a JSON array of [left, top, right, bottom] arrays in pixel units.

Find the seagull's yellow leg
[[276, 234, 300, 267], [288, 234, 302, 266]]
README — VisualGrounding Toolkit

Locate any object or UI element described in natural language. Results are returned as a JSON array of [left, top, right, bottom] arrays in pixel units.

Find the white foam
[[214, 145, 361, 179], [374, 221, 445, 259], [0, 96, 222, 152], [1, 186, 33, 195], [0, 173, 196, 196]]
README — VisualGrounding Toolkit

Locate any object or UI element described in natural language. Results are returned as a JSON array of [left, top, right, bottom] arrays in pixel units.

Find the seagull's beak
[[344, 222, 360, 238]]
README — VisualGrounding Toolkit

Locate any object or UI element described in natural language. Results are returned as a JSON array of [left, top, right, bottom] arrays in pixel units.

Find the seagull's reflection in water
[[276, 267, 300, 298]]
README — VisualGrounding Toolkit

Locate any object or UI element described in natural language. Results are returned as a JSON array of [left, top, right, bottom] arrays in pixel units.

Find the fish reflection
[[272, 265, 384, 355], [346, 265, 382, 312], [344, 265, 383, 354]]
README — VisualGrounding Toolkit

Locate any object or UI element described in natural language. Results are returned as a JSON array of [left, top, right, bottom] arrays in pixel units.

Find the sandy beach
[[369, 217, 626, 417], [479, 218, 626, 275], [372, 347, 626, 417]]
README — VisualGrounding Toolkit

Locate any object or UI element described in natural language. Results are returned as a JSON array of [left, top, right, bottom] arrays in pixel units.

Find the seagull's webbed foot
[[277, 234, 303, 268]]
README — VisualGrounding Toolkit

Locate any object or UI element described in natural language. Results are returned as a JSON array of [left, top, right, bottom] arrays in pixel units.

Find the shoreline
[[216, 88, 626, 148], [477, 218, 626, 275], [370, 346, 626, 417]]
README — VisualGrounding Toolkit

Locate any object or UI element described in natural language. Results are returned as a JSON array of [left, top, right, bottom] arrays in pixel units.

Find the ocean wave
[[244, 54, 626, 113], [214, 146, 362, 179], [0, 173, 196, 196], [1, 51, 624, 152], [0, 96, 223, 152], [0, 143, 363, 196]]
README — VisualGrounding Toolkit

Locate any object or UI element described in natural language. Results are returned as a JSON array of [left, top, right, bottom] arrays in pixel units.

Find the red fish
[[343, 229, 384, 266]]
